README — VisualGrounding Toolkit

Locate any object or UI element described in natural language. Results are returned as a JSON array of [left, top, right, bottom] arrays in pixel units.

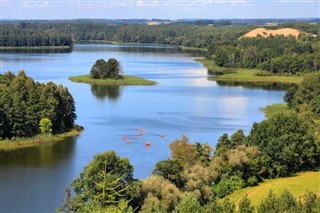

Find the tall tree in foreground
[[59, 151, 141, 212]]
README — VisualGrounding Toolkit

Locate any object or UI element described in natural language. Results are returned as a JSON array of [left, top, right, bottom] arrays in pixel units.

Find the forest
[[1, 21, 320, 76], [59, 73, 320, 212], [0, 71, 77, 139], [208, 35, 320, 74], [0, 22, 73, 47]]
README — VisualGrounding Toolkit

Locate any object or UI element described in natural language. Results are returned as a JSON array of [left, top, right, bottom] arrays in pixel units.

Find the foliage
[[292, 72, 320, 117], [246, 114, 320, 178], [152, 159, 184, 188], [141, 175, 182, 212], [60, 151, 141, 212], [238, 195, 254, 213], [0, 70, 76, 139], [90, 58, 122, 80], [169, 136, 199, 167], [0, 23, 72, 47], [173, 193, 202, 213], [39, 118, 52, 134], [213, 176, 245, 198], [208, 36, 320, 74]]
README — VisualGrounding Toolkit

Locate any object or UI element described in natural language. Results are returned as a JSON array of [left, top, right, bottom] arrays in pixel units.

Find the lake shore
[[0, 127, 83, 151], [197, 58, 303, 85], [260, 103, 292, 119], [0, 46, 72, 50], [69, 74, 157, 85]]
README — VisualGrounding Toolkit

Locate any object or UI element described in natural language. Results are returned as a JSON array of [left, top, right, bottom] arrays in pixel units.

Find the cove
[[0, 44, 284, 212]]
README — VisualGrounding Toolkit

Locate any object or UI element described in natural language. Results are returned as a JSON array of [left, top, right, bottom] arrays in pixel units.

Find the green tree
[[173, 193, 202, 213], [246, 114, 320, 178], [258, 190, 278, 213], [169, 136, 199, 167], [238, 195, 254, 213], [152, 159, 184, 188], [39, 118, 52, 134], [90, 59, 108, 79], [64, 151, 140, 211], [107, 58, 122, 79], [90, 58, 122, 79]]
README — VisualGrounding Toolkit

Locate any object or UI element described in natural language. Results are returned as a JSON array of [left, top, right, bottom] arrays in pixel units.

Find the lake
[[0, 44, 284, 212]]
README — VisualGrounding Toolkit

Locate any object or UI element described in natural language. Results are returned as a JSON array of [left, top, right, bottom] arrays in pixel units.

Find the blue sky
[[1, 0, 319, 20]]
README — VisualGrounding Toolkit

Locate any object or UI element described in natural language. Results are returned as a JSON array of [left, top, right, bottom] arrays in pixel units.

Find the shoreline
[[197, 58, 302, 85], [260, 103, 292, 119], [0, 128, 83, 151], [69, 74, 157, 85], [0, 46, 72, 50]]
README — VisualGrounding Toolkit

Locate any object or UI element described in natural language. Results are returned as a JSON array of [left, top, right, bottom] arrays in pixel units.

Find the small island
[[69, 58, 156, 85]]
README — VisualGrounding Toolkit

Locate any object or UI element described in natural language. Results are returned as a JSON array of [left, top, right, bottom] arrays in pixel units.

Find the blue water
[[0, 44, 284, 212]]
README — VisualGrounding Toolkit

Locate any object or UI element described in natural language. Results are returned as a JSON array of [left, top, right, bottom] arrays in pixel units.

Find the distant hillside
[[228, 171, 320, 208], [242, 27, 304, 38]]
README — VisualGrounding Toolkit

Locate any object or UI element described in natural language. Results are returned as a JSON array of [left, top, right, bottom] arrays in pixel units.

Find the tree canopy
[[90, 58, 122, 79], [0, 70, 76, 139]]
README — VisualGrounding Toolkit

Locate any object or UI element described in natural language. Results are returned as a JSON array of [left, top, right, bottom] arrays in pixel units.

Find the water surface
[[0, 44, 284, 212]]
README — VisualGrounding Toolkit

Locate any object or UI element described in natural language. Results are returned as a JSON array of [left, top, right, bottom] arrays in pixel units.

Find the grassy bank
[[0, 128, 83, 151], [261, 103, 292, 119], [178, 45, 207, 51], [69, 75, 157, 85], [197, 58, 303, 84], [228, 171, 320, 209], [0, 46, 72, 50]]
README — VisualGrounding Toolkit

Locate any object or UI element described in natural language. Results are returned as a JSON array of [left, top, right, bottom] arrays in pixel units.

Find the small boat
[[160, 134, 166, 138], [126, 140, 131, 144], [122, 136, 128, 141], [146, 141, 151, 147], [135, 133, 143, 137]]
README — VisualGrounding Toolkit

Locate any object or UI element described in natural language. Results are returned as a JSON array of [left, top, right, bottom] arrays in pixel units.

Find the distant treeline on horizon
[[1, 20, 319, 49], [1, 18, 320, 26]]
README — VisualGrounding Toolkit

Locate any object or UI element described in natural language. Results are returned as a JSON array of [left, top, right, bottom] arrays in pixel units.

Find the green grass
[[0, 46, 71, 50], [261, 103, 293, 119], [197, 58, 303, 84], [178, 46, 207, 52], [228, 171, 320, 209], [69, 75, 156, 85], [0, 128, 82, 151]]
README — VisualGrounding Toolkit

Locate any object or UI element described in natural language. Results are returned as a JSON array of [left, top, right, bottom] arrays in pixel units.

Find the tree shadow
[[90, 84, 122, 102]]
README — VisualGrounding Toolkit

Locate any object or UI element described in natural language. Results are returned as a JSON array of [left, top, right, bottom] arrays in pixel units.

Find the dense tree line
[[1, 21, 318, 53], [208, 35, 320, 74], [0, 21, 252, 48], [0, 23, 73, 47], [0, 71, 76, 139]]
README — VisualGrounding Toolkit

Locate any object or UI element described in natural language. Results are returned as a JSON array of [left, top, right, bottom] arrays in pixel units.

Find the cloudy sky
[[1, 0, 319, 20]]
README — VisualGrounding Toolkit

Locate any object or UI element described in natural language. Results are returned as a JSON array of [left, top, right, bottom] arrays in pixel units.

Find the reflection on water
[[215, 80, 292, 91], [0, 136, 78, 167], [74, 43, 206, 57], [91, 84, 122, 101], [0, 47, 72, 54]]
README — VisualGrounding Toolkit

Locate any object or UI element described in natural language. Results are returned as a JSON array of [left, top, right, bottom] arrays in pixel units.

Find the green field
[[228, 171, 320, 209], [261, 103, 293, 119], [197, 58, 303, 84], [69, 75, 157, 85]]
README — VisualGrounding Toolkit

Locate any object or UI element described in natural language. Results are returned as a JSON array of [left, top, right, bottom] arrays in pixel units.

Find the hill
[[242, 27, 303, 38], [228, 171, 320, 208]]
